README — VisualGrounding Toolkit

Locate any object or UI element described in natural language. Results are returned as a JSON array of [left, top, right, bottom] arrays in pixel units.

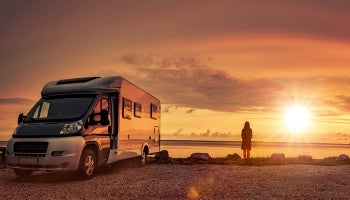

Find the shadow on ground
[[8, 157, 146, 183]]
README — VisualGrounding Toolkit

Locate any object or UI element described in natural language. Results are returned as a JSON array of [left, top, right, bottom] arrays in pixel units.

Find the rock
[[270, 153, 285, 161], [338, 154, 349, 161], [190, 153, 210, 160], [226, 153, 241, 160], [298, 155, 313, 161], [155, 150, 169, 161], [0, 149, 6, 169]]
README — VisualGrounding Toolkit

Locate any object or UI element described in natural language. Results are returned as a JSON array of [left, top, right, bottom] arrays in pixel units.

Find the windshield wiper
[[22, 115, 37, 122]]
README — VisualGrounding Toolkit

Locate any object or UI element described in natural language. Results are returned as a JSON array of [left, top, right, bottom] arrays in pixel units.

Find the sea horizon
[[161, 139, 350, 146]]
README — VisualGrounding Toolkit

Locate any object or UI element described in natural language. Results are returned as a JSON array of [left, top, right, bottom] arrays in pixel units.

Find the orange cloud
[[0, 98, 34, 105], [119, 54, 284, 112]]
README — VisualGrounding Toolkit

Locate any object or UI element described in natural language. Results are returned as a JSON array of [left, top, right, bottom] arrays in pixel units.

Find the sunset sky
[[1, 1, 350, 144]]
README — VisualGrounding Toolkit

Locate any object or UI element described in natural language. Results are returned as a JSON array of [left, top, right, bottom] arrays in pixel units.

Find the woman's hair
[[244, 121, 250, 129]]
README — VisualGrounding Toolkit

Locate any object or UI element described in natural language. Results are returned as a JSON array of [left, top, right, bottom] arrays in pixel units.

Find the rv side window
[[93, 98, 108, 114], [122, 98, 132, 119], [150, 103, 159, 119], [134, 102, 142, 118], [85, 97, 111, 134]]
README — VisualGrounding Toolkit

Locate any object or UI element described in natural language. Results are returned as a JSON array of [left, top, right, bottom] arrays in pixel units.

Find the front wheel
[[13, 169, 33, 178], [78, 149, 96, 180]]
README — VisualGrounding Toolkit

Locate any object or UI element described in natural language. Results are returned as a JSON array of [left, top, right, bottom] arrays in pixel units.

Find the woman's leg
[[247, 150, 250, 159], [243, 149, 247, 159]]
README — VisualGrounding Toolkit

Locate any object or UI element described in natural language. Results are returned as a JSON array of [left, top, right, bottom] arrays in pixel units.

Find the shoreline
[[2, 153, 349, 171], [164, 155, 350, 167]]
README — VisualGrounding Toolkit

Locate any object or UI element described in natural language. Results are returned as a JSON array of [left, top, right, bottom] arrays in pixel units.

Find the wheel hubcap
[[84, 154, 95, 175], [142, 152, 146, 166]]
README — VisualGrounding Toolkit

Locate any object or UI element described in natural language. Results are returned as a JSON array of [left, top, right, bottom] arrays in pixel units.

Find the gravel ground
[[1, 163, 350, 200]]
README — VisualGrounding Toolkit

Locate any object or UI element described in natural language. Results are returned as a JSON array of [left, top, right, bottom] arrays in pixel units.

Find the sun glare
[[284, 106, 311, 133]]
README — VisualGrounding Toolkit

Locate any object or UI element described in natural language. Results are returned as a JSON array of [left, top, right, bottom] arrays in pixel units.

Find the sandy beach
[[1, 162, 350, 200]]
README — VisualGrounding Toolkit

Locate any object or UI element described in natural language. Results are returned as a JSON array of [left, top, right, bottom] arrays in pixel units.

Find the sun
[[284, 105, 311, 133]]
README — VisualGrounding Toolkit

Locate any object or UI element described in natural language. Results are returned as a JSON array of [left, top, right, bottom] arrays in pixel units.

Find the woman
[[241, 121, 253, 160]]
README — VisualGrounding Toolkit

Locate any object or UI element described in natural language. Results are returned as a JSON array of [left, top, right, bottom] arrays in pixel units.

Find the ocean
[[160, 140, 350, 159]]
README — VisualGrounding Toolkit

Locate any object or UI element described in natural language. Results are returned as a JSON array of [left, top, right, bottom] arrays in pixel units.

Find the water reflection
[[161, 140, 350, 159]]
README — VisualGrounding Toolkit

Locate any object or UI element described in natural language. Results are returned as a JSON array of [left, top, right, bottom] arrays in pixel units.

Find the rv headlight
[[60, 120, 83, 134]]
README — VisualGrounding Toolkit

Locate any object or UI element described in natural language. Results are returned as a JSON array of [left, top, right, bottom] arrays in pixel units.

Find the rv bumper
[[6, 136, 85, 172]]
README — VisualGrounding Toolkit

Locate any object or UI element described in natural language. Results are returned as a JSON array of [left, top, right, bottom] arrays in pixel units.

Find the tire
[[13, 169, 33, 178], [139, 150, 147, 167], [78, 149, 96, 180]]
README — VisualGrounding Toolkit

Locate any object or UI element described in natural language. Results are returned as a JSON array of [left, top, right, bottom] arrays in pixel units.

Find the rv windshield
[[27, 97, 94, 122]]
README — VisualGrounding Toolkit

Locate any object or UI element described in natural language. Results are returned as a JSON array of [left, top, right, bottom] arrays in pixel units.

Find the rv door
[[154, 126, 160, 146], [110, 96, 119, 149]]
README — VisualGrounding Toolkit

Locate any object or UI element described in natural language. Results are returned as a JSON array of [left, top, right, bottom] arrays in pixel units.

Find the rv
[[6, 76, 161, 179]]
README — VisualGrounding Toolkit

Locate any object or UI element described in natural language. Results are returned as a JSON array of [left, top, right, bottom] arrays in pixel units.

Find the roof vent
[[56, 77, 100, 85]]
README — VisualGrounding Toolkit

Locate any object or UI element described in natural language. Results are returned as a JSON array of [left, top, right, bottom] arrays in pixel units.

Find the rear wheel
[[139, 150, 147, 167], [78, 149, 96, 180], [13, 169, 33, 178]]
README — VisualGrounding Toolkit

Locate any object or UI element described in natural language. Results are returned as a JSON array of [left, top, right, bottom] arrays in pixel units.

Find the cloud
[[326, 132, 350, 143], [172, 128, 183, 136], [304, 77, 350, 115], [120, 52, 155, 66], [163, 106, 170, 113], [186, 109, 196, 114], [119, 53, 284, 112], [189, 130, 233, 138], [0, 98, 34, 105], [314, 90, 350, 116], [334, 95, 350, 111], [211, 131, 232, 137], [201, 129, 211, 137], [176, 129, 233, 138]]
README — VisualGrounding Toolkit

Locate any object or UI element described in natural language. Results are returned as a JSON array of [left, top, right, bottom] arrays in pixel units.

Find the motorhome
[[6, 76, 161, 179]]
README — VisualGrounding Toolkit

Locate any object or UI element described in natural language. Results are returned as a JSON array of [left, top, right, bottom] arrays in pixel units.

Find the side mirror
[[88, 110, 110, 126], [100, 110, 110, 126], [18, 113, 24, 124]]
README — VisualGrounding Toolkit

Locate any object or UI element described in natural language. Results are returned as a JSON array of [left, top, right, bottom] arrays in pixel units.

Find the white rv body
[[6, 76, 160, 179]]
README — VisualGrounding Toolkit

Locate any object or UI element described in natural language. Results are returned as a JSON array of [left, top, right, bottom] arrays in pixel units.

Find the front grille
[[14, 142, 48, 157]]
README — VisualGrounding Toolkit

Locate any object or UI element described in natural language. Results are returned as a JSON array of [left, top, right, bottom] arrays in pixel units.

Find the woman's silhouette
[[241, 121, 252, 160]]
